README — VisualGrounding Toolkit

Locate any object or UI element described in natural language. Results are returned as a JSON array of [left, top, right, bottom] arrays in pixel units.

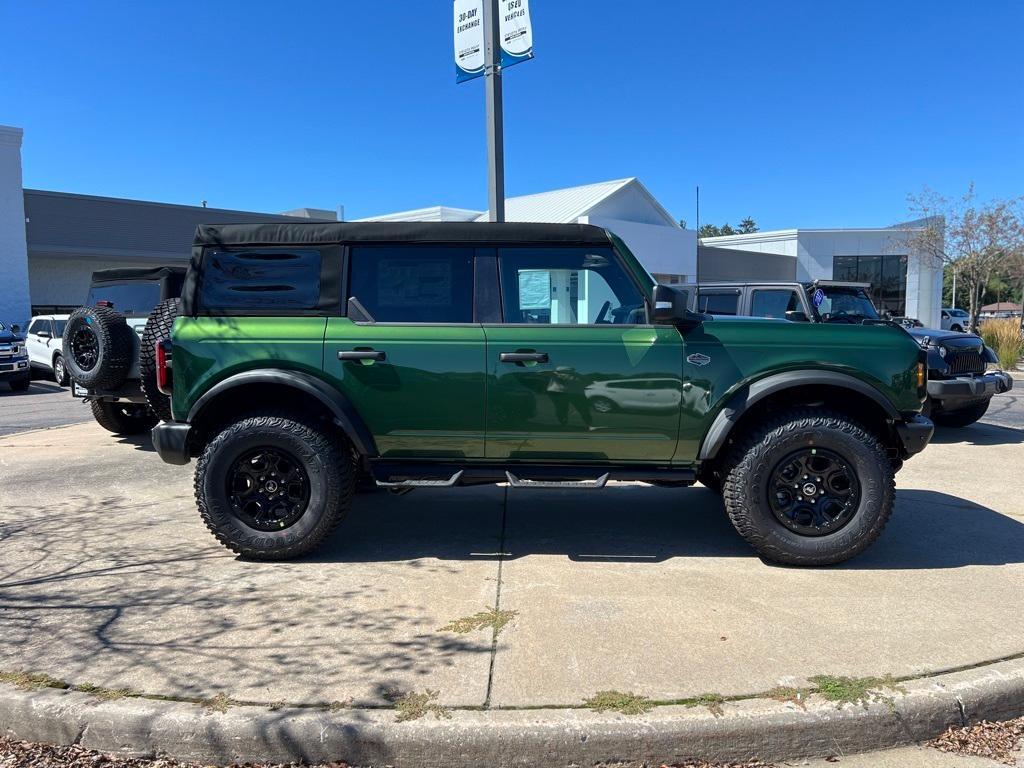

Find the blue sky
[[1, 1, 1021, 229]]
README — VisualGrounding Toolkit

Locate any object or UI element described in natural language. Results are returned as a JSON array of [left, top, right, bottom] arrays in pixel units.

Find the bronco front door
[[484, 246, 684, 463]]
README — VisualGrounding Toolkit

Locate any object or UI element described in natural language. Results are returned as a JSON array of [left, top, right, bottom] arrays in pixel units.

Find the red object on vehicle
[[156, 339, 173, 396], [96, 300, 114, 308]]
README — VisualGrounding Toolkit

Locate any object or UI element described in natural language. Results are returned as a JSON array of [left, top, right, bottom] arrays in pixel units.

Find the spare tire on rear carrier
[[140, 298, 181, 422], [62, 305, 135, 391]]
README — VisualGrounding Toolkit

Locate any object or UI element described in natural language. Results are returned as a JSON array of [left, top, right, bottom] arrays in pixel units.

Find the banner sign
[[454, 0, 534, 83], [454, 0, 485, 83], [499, 0, 533, 70]]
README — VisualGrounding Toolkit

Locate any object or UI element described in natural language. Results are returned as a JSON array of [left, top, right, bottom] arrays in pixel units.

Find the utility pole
[[483, 0, 505, 222]]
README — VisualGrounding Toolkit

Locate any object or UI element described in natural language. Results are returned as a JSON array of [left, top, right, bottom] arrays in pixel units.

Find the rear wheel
[[140, 298, 181, 421], [63, 306, 134, 390], [722, 408, 894, 566], [195, 412, 354, 560], [90, 399, 159, 434], [932, 398, 990, 428], [52, 354, 69, 386]]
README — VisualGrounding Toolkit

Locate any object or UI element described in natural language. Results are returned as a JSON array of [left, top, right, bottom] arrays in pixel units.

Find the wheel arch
[[698, 370, 901, 462], [186, 369, 378, 459]]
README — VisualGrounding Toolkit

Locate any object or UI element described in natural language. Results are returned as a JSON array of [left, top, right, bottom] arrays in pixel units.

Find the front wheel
[[932, 398, 990, 428], [722, 408, 894, 566], [195, 412, 355, 560]]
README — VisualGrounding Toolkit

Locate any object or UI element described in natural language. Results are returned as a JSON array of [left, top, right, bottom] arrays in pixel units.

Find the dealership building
[[0, 123, 941, 327]]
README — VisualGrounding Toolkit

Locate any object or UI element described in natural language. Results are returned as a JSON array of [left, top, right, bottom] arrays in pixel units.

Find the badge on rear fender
[[687, 353, 711, 367]]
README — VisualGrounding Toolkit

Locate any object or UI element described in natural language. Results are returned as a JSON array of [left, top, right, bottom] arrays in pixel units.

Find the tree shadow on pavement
[[930, 421, 1024, 446]]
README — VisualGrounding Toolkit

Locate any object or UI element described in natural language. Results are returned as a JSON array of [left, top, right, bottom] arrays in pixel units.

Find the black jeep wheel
[[932, 398, 990, 428], [90, 399, 159, 435], [722, 407, 894, 566], [195, 412, 354, 560], [62, 306, 134, 390], [139, 298, 181, 421]]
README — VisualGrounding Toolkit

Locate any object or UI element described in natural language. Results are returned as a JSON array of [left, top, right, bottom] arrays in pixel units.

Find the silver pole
[[483, 0, 505, 222], [951, 268, 957, 309]]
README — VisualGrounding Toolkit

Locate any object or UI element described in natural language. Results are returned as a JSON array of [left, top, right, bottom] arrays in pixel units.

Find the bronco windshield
[[810, 286, 880, 323]]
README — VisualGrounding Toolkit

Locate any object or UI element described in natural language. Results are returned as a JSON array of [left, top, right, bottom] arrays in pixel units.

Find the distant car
[[585, 378, 682, 413], [0, 320, 31, 391], [941, 308, 970, 332], [24, 314, 70, 385]]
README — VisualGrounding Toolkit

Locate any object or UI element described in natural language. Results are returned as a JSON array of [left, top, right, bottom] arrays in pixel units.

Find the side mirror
[[784, 310, 809, 322], [36, 331, 51, 339], [653, 285, 706, 330]]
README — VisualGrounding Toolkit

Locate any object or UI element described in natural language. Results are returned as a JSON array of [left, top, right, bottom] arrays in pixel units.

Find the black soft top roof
[[91, 266, 188, 284], [193, 221, 613, 247]]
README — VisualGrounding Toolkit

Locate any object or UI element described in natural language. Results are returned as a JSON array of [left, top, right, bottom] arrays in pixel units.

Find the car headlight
[[11, 343, 22, 355], [937, 345, 946, 358]]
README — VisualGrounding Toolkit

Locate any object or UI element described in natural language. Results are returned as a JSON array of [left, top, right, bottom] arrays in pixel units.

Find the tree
[[698, 218, 758, 238], [737, 217, 759, 234], [906, 185, 1024, 331]]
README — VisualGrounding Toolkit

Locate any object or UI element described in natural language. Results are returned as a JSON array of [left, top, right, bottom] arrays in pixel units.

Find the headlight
[[937, 346, 946, 358], [11, 343, 22, 355]]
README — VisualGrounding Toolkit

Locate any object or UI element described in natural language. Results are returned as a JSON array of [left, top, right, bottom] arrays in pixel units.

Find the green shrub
[[979, 318, 1023, 370]]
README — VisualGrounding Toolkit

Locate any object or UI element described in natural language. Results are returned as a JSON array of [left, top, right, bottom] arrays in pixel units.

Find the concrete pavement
[[1, 417, 1023, 763]]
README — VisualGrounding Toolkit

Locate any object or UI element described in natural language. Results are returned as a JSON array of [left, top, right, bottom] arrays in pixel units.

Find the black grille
[[945, 348, 985, 375]]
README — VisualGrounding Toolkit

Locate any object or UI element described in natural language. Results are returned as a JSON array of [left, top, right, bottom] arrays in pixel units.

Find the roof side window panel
[[200, 248, 322, 311], [695, 290, 740, 316], [347, 246, 475, 323], [750, 289, 801, 319], [86, 281, 162, 317]]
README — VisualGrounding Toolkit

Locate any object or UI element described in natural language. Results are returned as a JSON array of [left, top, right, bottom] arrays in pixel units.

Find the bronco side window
[[750, 289, 801, 318], [199, 249, 321, 311], [348, 246, 475, 323], [498, 247, 646, 325]]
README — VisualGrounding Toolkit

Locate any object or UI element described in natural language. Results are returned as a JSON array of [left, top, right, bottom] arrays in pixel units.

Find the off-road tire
[[90, 399, 159, 435], [721, 407, 894, 566], [932, 398, 990, 428], [63, 306, 134, 390], [195, 412, 355, 560], [52, 354, 69, 386], [140, 298, 181, 421]]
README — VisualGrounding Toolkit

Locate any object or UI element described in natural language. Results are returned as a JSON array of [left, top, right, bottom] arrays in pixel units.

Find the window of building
[[348, 246, 474, 323], [499, 247, 646, 324], [832, 254, 907, 316], [750, 289, 801, 318], [651, 272, 686, 285], [695, 290, 740, 316]]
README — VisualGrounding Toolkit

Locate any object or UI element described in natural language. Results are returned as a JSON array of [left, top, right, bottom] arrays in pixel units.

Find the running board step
[[505, 471, 609, 489], [376, 470, 464, 488]]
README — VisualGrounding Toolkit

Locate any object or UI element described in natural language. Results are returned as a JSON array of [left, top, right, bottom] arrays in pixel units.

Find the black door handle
[[338, 350, 386, 361], [500, 352, 549, 364]]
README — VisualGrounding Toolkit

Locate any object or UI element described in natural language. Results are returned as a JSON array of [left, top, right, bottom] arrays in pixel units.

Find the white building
[[0, 125, 32, 325], [702, 226, 943, 327]]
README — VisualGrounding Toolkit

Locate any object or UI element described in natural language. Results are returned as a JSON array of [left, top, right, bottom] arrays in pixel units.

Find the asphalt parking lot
[[0, 378, 92, 436]]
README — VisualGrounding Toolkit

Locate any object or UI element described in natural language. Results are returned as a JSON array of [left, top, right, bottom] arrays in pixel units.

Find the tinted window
[[499, 247, 645, 324], [695, 291, 739, 316], [751, 289, 801, 318], [87, 282, 161, 317], [201, 249, 321, 311], [348, 246, 474, 323], [53, 319, 67, 337], [28, 319, 49, 335]]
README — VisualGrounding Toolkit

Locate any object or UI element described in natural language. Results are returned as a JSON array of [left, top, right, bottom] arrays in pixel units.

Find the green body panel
[[483, 325, 684, 462], [171, 316, 328, 422], [323, 319, 486, 459], [676, 317, 924, 462]]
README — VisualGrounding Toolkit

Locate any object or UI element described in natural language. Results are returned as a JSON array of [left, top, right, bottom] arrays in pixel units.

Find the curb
[[2, 658, 1023, 767]]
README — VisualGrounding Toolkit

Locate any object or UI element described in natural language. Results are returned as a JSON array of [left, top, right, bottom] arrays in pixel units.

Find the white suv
[[25, 314, 71, 385], [940, 307, 971, 333]]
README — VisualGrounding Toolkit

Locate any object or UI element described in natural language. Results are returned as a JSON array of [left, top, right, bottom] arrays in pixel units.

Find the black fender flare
[[187, 369, 378, 458], [697, 370, 900, 461]]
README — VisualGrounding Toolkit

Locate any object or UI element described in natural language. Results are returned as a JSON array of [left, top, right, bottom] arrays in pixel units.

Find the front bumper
[[927, 371, 1013, 402], [152, 422, 192, 465], [0, 357, 30, 380], [895, 413, 934, 458]]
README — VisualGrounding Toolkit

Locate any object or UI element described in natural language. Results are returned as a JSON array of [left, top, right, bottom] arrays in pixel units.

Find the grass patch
[[809, 674, 904, 709], [328, 699, 351, 712], [439, 608, 518, 636], [394, 690, 450, 722], [980, 318, 1023, 371], [686, 693, 727, 717], [0, 671, 68, 691], [765, 685, 809, 710], [583, 690, 654, 716], [200, 693, 235, 713], [71, 683, 131, 701]]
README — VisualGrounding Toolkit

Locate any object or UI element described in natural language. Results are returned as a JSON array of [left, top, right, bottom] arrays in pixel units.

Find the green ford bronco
[[152, 222, 933, 565]]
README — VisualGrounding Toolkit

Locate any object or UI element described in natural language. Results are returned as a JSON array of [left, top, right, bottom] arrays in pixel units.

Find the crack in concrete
[[482, 485, 509, 710]]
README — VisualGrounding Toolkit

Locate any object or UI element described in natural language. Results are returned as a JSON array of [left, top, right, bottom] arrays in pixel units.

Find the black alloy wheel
[[71, 327, 99, 371], [768, 448, 860, 536], [227, 447, 311, 532]]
